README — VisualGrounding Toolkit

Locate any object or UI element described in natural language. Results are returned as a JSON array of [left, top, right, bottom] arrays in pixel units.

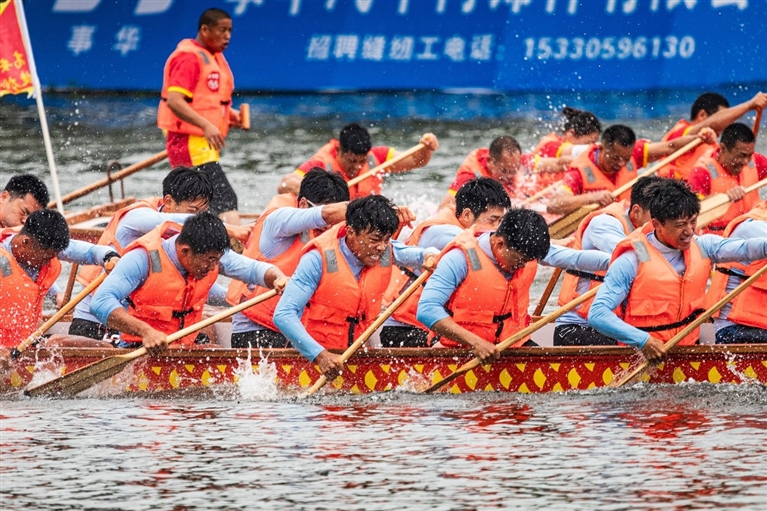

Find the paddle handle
[[306, 267, 433, 396], [520, 180, 562, 206], [166, 289, 278, 344], [50, 151, 168, 208], [745, 177, 767, 195], [697, 176, 767, 230], [611, 262, 767, 388], [533, 268, 563, 317], [424, 286, 601, 393], [11, 264, 113, 359], [240, 104, 251, 130], [754, 108, 763, 138], [346, 143, 425, 187]]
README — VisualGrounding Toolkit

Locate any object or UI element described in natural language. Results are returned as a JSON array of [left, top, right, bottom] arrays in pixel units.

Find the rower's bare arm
[[166, 91, 225, 150], [386, 133, 439, 174], [277, 172, 302, 195], [688, 92, 767, 135], [438, 193, 456, 211], [641, 336, 666, 363], [430, 318, 500, 363], [547, 191, 613, 215], [320, 202, 348, 225], [106, 308, 167, 352], [535, 156, 572, 174], [225, 223, 253, 241], [264, 266, 289, 294], [645, 128, 716, 161], [314, 349, 345, 378]]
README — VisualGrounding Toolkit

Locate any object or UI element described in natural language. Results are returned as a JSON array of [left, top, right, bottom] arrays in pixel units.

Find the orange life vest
[[694, 151, 760, 233], [76, 197, 163, 287], [121, 222, 219, 345], [611, 224, 710, 346], [438, 227, 538, 348], [0, 231, 61, 348], [569, 145, 637, 201], [226, 193, 311, 331], [660, 120, 718, 180], [557, 200, 632, 319], [157, 39, 234, 138], [308, 140, 387, 199], [533, 132, 565, 157], [382, 207, 463, 328], [300, 224, 392, 350], [705, 202, 767, 329]]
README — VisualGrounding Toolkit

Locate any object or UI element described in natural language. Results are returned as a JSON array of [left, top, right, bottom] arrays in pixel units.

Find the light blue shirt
[[557, 211, 632, 328], [1, 234, 111, 281], [90, 234, 273, 328], [712, 219, 767, 332], [73, 206, 194, 323], [273, 238, 433, 361], [231, 206, 327, 334], [416, 232, 610, 330], [589, 232, 767, 348]]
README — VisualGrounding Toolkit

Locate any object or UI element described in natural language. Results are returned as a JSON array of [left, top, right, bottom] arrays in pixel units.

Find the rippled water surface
[[2, 89, 767, 509]]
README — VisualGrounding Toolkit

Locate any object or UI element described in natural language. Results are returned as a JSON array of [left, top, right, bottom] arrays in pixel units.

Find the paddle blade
[[24, 348, 146, 398]]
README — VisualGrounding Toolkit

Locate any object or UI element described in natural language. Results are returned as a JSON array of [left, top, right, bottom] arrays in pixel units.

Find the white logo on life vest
[[206, 72, 220, 91]]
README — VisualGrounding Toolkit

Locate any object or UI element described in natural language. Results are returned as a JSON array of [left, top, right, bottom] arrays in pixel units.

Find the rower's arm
[[219, 250, 285, 290], [687, 92, 767, 135], [277, 171, 302, 195], [547, 191, 614, 215], [645, 128, 716, 162], [391, 240, 439, 269], [541, 245, 610, 272], [697, 233, 767, 264], [385, 133, 439, 174], [588, 252, 650, 349], [59, 239, 117, 267]]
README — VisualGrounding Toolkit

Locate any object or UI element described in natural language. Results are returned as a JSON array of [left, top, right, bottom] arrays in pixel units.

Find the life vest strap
[[565, 269, 605, 282], [637, 308, 706, 333], [715, 266, 746, 279]]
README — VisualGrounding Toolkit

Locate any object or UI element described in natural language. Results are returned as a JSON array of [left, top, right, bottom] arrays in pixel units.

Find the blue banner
[[20, 0, 767, 92]]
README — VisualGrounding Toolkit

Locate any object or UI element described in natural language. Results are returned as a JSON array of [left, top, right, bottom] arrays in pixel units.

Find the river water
[[2, 87, 767, 509]]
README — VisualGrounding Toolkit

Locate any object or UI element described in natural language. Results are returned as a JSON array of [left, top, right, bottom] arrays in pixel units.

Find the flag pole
[[14, 0, 64, 213]]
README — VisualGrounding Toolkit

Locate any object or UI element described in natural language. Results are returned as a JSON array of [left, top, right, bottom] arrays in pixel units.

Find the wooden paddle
[[10, 267, 112, 360], [49, 150, 168, 208], [422, 285, 601, 394], [304, 268, 433, 397], [23, 289, 278, 397], [520, 180, 563, 206], [547, 139, 703, 240], [532, 268, 563, 317], [346, 143, 425, 188], [610, 262, 767, 388], [696, 177, 767, 229], [754, 108, 762, 138], [240, 103, 251, 130]]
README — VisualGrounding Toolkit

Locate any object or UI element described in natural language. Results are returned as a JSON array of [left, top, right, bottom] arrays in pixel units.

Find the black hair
[[454, 177, 511, 219], [20, 209, 69, 252], [3, 174, 49, 207], [630, 175, 665, 210], [719, 122, 755, 151], [562, 107, 601, 137], [495, 209, 550, 261], [198, 8, 231, 31], [646, 180, 700, 224], [690, 92, 729, 120], [338, 123, 372, 155], [601, 124, 636, 148], [176, 212, 230, 254], [346, 195, 399, 237], [298, 168, 350, 204], [488, 136, 521, 161], [162, 167, 213, 204]]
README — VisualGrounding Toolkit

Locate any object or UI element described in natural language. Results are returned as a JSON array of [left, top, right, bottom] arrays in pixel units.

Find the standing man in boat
[[0, 174, 49, 229], [68, 166, 217, 341], [660, 91, 767, 180], [0, 210, 119, 363], [227, 168, 350, 349], [547, 125, 717, 216], [277, 123, 439, 199], [272, 195, 439, 378], [588, 180, 767, 363], [686, 123, 767, 234], [90, 213, 287, 351], [553, 175, 663, 346], [705, 201, 767, 344], [157, 7, 242, 225]]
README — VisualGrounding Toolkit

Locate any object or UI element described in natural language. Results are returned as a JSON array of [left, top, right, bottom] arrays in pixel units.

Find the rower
[[706, 201, 767, 344], [661, 91, 767, 180], [227, 168, 350, 349], [0, 210, 119, 359], [277, 123, 439, 199], [588, 180, 767, 362], [686, 123, 767, 234], [416, 209, 610, 363], [90, 212, 287, 352], [380, 177, 510, 348], [272, 195, 438, 378], [0, 174, 49, 229], [553, 175, 663, 346], [547, 125, 717, 216], [69, 166, 217, 341]]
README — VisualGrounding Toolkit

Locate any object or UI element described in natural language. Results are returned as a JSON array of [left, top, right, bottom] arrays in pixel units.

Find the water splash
[[234, 347, 281, 401]]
